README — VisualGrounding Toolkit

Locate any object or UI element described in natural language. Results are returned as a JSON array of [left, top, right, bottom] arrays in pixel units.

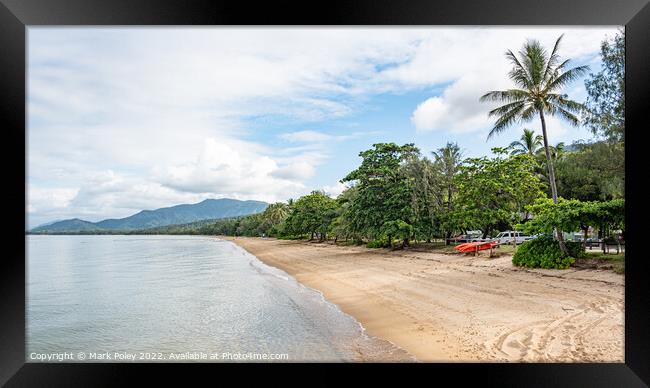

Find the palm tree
[[480, 35, 588, 252], [263, 202, 290, 225], [549, 142, 566, 162], [509, 128, 543, 156], [432, 142, 462, 211]]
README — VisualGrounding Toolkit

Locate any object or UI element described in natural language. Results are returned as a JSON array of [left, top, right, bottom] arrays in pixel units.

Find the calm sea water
[[27, 235, 412, 362]]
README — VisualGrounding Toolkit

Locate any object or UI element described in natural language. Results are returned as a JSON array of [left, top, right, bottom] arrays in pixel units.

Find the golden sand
[[224, 237, 624, 362]]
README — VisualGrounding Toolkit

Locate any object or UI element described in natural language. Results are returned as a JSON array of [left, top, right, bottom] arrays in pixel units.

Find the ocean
[[26, 235, 412, 362]]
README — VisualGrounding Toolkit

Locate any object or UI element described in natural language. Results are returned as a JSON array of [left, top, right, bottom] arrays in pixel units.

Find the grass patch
[[493, 244, 518, 255], [574, 251, 625, 274], [583, 251, 625, 262], [407, 241, 459, 254]]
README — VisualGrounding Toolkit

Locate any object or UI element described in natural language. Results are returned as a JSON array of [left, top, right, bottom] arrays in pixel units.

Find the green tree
[[329, 187, 359, 243], [401, 155, 443, 243], [555, 140, 624, 201], [284, 191, 338, 240], [381, 220, 414, 248], [236, 213, 263, 236], [520, 197, 624, 247], [454, 149, 545, 238], [509, 128, 543, 156], [341, 143, 420, 246], [480, 35, 588, 253], [432, 142, 462, 240], [583, 29, 625, 143]]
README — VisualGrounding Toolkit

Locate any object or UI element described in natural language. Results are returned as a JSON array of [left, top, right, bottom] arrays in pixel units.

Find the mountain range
[[30, 198, 268, 234]]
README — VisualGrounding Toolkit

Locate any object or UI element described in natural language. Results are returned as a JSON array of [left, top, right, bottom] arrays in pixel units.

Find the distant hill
[[32, 218, 101, 233], [32, 219, 65, 230], [133, 217, 232, 235], [30, 199, 268, 234]]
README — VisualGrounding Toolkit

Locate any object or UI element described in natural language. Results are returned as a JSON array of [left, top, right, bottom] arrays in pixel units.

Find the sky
[[27, 26, 620, 229]]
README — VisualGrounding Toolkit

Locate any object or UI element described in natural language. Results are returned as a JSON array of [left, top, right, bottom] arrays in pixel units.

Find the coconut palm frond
[[509, 128, 543, 156], [543, 34, 564, 81], [509, 142, 526, 155], [487, 101, 527, 118], [505, 49, 529, 75], [520, 105, 538, 121], [554, 58, 572, 72], [547, 93, 585, 113], [507, 64, 535, 89], [487, 105, 525, 140], [521, 40, 547, 87], [505, 50, 534, 89], [479, 89, 529, 103], [548, 142, 567, 161], [509, 140, 525, 149], [544, 65, 589, 93], [551, 104, 581, 126]]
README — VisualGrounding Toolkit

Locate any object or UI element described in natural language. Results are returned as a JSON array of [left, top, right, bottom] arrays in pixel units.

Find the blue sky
[[27, 27, 620, 228]]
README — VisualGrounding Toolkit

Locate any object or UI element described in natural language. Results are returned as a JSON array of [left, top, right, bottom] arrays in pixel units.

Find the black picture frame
[[1, 0, 648, 386]]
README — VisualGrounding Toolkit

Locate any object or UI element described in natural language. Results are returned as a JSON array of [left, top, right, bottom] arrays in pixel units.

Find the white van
[[494, 231, 533, 244]]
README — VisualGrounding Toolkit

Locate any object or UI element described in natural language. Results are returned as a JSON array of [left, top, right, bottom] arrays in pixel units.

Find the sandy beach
[[224, 236, 624, 362]]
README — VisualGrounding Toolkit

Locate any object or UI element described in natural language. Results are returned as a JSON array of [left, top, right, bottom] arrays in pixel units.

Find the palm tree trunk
[[539, 110, 570, 255]]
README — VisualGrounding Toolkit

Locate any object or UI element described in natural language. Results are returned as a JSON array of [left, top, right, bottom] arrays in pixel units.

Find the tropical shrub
[[367, 237, 389, 248], [512, 235, 582, 269]]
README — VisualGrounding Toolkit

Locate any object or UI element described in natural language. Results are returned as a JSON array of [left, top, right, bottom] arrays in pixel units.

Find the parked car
[[494, 231, 534, 244], [447, 230, 484, 244], [572, 232, 584, 242]]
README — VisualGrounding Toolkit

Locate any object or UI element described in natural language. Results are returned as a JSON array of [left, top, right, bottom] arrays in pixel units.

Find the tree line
[[179, 139, 622, 249]]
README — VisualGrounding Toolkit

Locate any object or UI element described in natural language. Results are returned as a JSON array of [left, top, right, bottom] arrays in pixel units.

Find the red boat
[[454, 240, 499, 253]]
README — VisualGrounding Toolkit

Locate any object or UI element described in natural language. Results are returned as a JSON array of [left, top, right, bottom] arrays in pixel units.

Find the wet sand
[[224, 237, 624, 362]]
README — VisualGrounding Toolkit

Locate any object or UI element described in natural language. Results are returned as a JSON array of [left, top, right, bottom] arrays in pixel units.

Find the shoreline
[[238, 242, 418, 362], [223, 236, 624, 362]]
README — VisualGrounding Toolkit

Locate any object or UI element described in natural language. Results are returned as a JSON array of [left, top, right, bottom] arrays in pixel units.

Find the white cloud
[[28, 187, 79, 215], [160, 138, 309, 203], [321, 181, 349, 198], [411, 72, 503, 133], [382, 28, 611, 90], [278, 129, 371, 144], [280, 130, 333, 143], [411, 97, 447, 131], [271, 162, 316, 181]]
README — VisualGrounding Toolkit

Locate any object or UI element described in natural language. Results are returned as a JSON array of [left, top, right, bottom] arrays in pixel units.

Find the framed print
[[1, 0, 649, 386]]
